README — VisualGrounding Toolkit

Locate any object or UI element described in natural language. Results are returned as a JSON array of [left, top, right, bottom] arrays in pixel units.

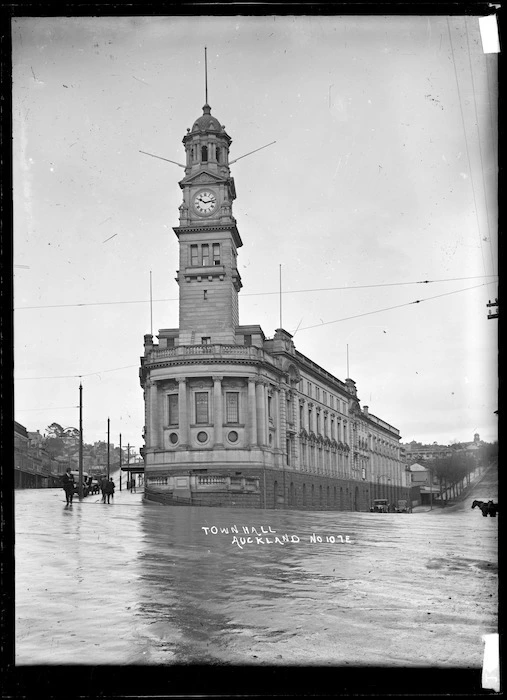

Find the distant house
[[408, 462, 440, 506]]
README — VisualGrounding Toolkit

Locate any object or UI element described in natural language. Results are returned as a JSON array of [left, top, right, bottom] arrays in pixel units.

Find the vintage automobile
[[88, 479, 100, 495], [371, 498, 389, 513], [69, 470, 90, 497], [396, 499, 410, 513]]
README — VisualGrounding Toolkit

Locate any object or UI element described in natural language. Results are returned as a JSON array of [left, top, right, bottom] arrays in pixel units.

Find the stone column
[[307, 402, 313, 433], [274, 387, 282, 450], [248, 378, 258, 447], [256, 380, 266, 446], [177, 377, 188, 448], [213, 375, 224, 446], [148, 378, 161, 449], [145, 378, 153, 448]]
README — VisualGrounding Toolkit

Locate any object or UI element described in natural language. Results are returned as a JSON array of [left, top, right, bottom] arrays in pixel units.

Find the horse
[[472, 500, 498, 517]]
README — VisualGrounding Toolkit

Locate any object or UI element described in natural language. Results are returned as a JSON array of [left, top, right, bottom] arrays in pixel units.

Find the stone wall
[[143, 465, 400, 511]]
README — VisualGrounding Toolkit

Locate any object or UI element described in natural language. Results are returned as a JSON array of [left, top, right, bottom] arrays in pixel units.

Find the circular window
[[169, 432, 179, 445], [197, 431, 208, 444], [228, 430, 238, 443]]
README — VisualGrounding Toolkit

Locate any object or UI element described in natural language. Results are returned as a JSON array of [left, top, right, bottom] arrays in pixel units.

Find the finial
[[204, 46, 208, 105]]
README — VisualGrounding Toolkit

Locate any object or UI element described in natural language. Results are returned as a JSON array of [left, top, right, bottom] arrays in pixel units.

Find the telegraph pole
[[127, 443, 131, 491], [107, 418, 110, 479], [119, 433, 122, 491], [78, 383, 83, 498]]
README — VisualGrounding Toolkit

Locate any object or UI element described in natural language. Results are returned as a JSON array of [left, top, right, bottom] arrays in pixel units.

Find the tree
[[46, 422, 65, 438]]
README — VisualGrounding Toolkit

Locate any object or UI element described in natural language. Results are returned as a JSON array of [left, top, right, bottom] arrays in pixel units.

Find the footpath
[[412, 464, 497, 515], [78, 485, 145, 506]]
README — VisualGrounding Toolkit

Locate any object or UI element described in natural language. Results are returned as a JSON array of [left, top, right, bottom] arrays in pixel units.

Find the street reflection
[[15, 486, 497, 666]]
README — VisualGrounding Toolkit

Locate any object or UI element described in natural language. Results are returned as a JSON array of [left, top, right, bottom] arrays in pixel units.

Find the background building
[[140, 101, 408, 510], [14, 422, 51, 488]]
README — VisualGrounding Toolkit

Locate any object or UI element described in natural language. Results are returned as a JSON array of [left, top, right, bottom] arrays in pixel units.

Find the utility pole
[[127, 444, 131, 491], [119, 433, 122, 491], [78, 383, 83, 498], [107, 418, 110, 479]]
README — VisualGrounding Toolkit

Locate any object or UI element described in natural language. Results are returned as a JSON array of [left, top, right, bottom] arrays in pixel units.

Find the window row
[[190, 145, 226, 164], [300, 404, 347, 441], [167, 391, 239, 426], [190, 243, 221, 267], [303, 381, 346, 413]]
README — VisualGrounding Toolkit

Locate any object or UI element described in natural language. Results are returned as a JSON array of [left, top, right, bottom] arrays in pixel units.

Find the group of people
[[61, 467, 115, 505], [100, 475, 116, 504]]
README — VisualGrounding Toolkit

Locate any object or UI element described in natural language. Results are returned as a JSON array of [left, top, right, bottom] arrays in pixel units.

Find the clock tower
[[173, 103, 243, 345]]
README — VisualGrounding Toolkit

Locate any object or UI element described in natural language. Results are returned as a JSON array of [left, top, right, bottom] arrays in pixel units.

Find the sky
[[12, 14, 498, 451]]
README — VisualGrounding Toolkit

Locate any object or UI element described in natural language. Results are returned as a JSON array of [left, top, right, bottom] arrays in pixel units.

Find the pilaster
[[213, 375, 224, 446], [248, 378, 258, 447], [177, 377, 189, 448]]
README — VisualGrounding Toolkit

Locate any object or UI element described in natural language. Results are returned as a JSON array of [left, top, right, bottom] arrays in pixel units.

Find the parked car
[[69, 470, 90, 496], [88, 478, 100, 495], [396, 499, 409, 513], [371, 498, 389, 513]]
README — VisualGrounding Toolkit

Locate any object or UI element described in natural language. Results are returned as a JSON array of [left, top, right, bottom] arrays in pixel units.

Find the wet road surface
[[15, 469, 497, 667]]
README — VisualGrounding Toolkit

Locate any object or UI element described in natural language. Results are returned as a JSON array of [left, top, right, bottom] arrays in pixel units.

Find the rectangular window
[[316, 387, 320, 401], [307, 381, 312, 397], [201, 337, 211, 345], [190, 244, 199, 266], [268, 395, 272, 419], [195, 392, 209, 424], [168, 394, 179, 426], [323, 391, 327, 405], [244, 334, 252, 346], [201, 244, 209, 266], [213, 243, 220, 265], [226, 392, 239, 423], [167, 337, 175, 348]]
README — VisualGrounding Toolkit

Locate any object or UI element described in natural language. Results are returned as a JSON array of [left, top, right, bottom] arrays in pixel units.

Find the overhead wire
[[15, 282, 488, 379], [13, 274, 498, 310], [297, 282, 487, 331], [464, 16, 496, 278], [446, 17, 490, 286]]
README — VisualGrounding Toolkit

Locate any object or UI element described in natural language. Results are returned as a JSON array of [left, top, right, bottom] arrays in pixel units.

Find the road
[[14, 465, 498, 676]]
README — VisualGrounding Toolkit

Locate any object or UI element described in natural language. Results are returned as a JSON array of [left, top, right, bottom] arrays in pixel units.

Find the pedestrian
[[105, 478, 114, 504], [100, 475, 109, 503], [108, 478, 115, 502], [62, 467, 75, 506]]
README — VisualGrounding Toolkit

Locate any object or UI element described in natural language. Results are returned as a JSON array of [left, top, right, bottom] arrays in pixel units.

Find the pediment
[[180, 171, 225, 187]]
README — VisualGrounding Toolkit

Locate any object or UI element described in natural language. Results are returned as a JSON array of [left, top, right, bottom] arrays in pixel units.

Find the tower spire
[[204, 46, 208, 105]]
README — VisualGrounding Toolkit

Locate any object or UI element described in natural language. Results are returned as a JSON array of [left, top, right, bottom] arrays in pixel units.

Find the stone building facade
[[140, 101, 408, 510]]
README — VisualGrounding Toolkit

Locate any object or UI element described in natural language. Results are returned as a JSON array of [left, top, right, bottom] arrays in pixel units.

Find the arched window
[[201, 145, 208, 162]]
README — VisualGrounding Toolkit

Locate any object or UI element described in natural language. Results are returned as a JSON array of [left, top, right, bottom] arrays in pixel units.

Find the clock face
[[193, 190, 218, 216]]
